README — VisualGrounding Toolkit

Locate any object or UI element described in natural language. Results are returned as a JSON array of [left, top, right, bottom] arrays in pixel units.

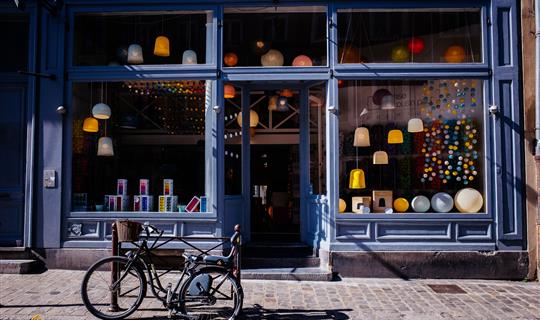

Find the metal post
[[109, 222, 119, 312]]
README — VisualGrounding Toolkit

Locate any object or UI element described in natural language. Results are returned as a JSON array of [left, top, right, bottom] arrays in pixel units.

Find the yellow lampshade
[[394, 198, 409, 212], [338, 198, 346, 213], [153, 36, 170, 57], [349, 169, 366, 189], [407, 118, 424, 133], [82, 117, 99, 133], [373, 151, 389, 164], [388, 129, 404, 144], [237, 110, 259, 127], [224, 84, 236, 99], [353, 127, 370, 147]]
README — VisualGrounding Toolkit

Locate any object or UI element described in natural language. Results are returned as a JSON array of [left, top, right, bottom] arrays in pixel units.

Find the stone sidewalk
[[1, 270, 540, 319]]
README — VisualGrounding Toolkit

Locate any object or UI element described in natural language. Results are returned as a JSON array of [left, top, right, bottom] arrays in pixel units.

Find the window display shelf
[[336, 212, 489, 220], [68, 211, 217, 221]]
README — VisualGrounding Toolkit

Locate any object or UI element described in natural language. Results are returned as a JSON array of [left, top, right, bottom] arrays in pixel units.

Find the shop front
[[3, 0, 531, 278]]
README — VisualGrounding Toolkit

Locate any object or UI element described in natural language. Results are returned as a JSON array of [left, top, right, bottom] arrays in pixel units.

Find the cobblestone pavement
[[1, 270, 540, 319]]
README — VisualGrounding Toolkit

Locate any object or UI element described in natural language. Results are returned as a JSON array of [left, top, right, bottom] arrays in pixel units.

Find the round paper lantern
[[372, 89, 391, 105], [373, 151, 389, 165], [431, 192, 454, 213], [280, 89, 293, 98], [394, 198, 409, 212], [224, 84, 236, 99], [411, 195, 430, 212], [454, 188, 483, 213], [252, 40, 270, 55], [391, 45, 410, 62], [353, 127, 370, 147], [92, 103, 111, 120], [388, 129, 403, 144], [339, 198, 347, 213], [338, 45, 361, 63], [153, 36, 170, 57], [407, 37, 425, 54], [97, 137, 114, 156], [82, 117, 99, 133], [407, 118, 424, 133], [292, 55, 313, 67], [261, 49, 284, 67], [127, 44, 144, 64], [182, 50, 198, 64], [444, 45, 466, 63], [224, 52, 238, 67], [236, 110, 259, 128]]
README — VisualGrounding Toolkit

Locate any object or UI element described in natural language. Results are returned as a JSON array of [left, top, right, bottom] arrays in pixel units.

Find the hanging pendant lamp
[[97, 137, 114, 156], [224, 84, 236, 99], [349, 169, 366, 189], [281, 89, 293, 98], [182, 50, 197, 64], [127, 44, 144, 64], [92, 103, 111, 120], [407, 118, 424, 133], [83, 117, 99, 133], [381, 94, 395, 110], [154, 36, 170, 57], [388, 129, 404, 144], [276, 96, 288, 112], [353, 127, 370, 147], [373, 151, 389, 165], [268, 96, 278, 111]]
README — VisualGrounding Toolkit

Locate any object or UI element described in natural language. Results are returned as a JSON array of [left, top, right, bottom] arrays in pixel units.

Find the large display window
[[337, 9, 482, 64], [72, 11, 213, 66], [338, 79, 485, 215], [70, 81, 210, 213]]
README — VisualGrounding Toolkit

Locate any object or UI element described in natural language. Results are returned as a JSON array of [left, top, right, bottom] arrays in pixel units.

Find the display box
[[139, 179, 149, 195], [185, 196, 200, 212], [199, 196, 207, 212], [134, 195, 154, 212], [117, 179, 128, 196], [159, 195, 178, 212], [163, 179, 174, 196], [104, 195, 130, 211]]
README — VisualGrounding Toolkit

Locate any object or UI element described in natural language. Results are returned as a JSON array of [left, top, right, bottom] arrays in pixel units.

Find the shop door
[[0, 86, 27, 246]]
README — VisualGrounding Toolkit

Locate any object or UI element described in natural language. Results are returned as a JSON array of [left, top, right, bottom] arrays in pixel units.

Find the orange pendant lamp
[[154, 36, 170, 57], [224, 84, 236, 99], [83, 117, 99, 133]]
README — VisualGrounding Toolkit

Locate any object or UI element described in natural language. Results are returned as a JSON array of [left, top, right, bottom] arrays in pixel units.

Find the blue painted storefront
[[1, 0, 527, 273]]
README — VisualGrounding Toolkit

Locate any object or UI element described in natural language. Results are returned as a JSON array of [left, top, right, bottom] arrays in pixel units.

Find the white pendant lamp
[[127, 44, 144, 64], [373, 151, 389, 165], [97, 137, 114, 156], [182, 50, 197, 64], [353, 127, 370, 147], [92, 103, 111, 120], [381, 94, 395, 110], [276, 96, 288, 112], [407, 118, 424, 133]]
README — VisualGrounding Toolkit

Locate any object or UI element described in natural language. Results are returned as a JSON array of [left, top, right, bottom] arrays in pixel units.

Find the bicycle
[[81, 222, 243, 320]]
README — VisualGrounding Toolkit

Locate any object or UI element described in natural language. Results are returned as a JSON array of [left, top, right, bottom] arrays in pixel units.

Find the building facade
[[1, 0, 538, 278]]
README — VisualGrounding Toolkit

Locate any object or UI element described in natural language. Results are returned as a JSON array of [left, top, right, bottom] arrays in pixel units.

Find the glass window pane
[[309, 84, 326, 195], [0, 14, 28, 72], [338, 80, 485, 214], [337, 9, 482, 63], [71, 81, 208, 213], [224, 84, 242, 195], [223, 7, 327, 67], [73, 11, 212, 66]]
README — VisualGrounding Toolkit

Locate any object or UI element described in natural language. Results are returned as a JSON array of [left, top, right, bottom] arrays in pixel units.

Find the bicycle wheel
[[179, 267, 243, 320], [81, 256, 147, 320]]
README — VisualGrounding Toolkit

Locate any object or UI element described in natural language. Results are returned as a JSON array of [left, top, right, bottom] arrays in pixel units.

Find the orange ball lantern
[[391, 45, 410, 62], [224, 52, 238, 67], [444, 45, 466, 63], [224, 84, 236, 99], [407, 37, 425, 54], [292, 55, 313, 66], [338, 45, 361, 63], [280, 89, 294, 98]]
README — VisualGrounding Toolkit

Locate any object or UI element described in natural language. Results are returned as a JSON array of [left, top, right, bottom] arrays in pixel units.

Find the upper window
[[337, 9, 482, 64], [223, 6, 327, 67], [0, 13, 28, 72], [73, 11, 213, 66]]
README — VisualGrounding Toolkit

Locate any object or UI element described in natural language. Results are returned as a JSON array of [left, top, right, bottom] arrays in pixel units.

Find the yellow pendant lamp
[[373, 151, 389, 164], [388, 129, 404, 144], [224, 84, 236, 99], [154, 36, 170, 57], [349, 169, 366, 189], [353, 127, 370, 147], [83, 117, 99, 133]]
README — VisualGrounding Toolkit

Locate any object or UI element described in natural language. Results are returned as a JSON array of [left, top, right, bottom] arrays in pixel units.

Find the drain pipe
[[536, 0, 540, 156]]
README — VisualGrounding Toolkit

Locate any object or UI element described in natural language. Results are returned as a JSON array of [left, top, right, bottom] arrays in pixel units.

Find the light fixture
[[381, 94, 395, 110], [373, 151, 389, 165], [388, 129, 404, 144], [268, 96, 278, 111], [292, 55, 313, 66], [82, 117, 99, 133], [97, 137, 114, 156], [349, 169, 366, 189], [224, 84, 236, 99], [407, 118, 424, 133], [224, 52, 238, 67], [353, 127, 370, 147], [237, 110, 259, 127], [154, 36, 170, 57], [276, 96, 288, 112], [127, 44, 144, 64], [92, 103, 111, 120], [182, 50, 197, 64], [280, 89, 293, 98], [261, 49, 284, 67]]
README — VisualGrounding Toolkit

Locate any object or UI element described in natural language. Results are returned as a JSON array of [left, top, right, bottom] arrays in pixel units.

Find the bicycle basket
[[115, 220, 142, 242]]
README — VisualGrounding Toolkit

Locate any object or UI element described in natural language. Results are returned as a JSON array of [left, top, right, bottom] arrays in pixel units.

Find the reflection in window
[[338, 80, 485, 214], [71, 81, 209, 213], [337, 9, 482, 63], [73, 12, 211, 66], [223, 7, 327, 67]]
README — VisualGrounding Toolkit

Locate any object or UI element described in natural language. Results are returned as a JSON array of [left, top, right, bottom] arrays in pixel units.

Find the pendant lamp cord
[[354, 80, 359, 169]]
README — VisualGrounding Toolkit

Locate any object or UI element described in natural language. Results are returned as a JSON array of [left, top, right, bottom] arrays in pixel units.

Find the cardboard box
[[186, 196, 200, 212], [372, 190, 393, 213], [159, 195, 178, 212], [139, 179, 149, 195], [117, 179, 128, 196], [199, 196, 207, 212], [163, 179, 174, 196], [105, 195, 130, 211], [351, 196, 371, 213], [134, 195, 154, 212]]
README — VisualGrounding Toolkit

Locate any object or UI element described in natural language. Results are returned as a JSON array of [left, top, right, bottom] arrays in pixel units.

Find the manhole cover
[[427, 284, 467, 294]]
